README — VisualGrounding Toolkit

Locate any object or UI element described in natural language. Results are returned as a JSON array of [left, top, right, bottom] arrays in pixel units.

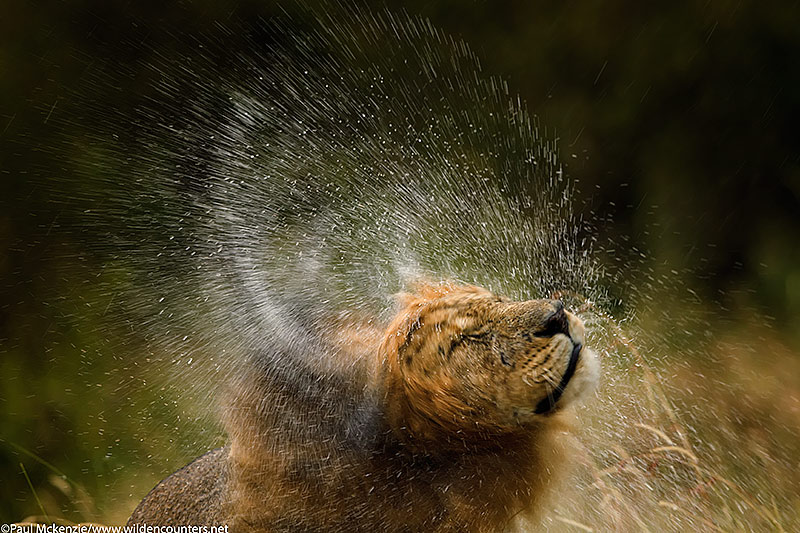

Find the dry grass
[[532, 295, 798, 532]]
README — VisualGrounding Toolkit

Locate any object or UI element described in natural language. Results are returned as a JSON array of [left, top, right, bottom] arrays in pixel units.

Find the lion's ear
[[391, 281, 449, 309], [391, 291, 419, 309], [410, 281, 460, 301]]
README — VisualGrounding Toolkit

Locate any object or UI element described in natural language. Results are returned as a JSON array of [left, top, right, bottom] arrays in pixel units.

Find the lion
[[128, 283, 599, 531]]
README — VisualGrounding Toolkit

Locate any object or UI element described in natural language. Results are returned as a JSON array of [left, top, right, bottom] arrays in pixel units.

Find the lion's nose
[[536, 301, 570, 338]]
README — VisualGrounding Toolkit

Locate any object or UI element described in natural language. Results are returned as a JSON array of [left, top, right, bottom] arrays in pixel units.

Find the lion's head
[[381, 283, 599, 449]]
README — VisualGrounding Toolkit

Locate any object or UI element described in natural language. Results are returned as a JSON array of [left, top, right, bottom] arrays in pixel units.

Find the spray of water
[[49, 2, 793, 530]]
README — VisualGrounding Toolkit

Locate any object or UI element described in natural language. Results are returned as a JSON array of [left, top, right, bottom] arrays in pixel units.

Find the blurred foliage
[[1, 0, 798, 524], [406, 0, 800, 328]]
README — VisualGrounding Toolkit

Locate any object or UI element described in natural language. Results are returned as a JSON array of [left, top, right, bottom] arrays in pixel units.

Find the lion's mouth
[[533, 342, 582, 414]]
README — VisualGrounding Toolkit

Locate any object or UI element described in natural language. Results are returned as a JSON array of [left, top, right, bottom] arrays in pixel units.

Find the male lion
[[129, 283, 599, 531]]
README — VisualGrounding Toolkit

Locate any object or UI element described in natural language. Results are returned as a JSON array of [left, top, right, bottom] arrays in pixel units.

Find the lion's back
[[127, 447, 228, 526]]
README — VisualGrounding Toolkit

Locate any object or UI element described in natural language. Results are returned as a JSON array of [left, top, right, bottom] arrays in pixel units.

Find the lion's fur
[[130, 283, 598, 532]]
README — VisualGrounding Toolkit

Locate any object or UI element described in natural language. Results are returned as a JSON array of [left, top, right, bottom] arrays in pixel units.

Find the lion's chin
[[556, 346, 600, 409]]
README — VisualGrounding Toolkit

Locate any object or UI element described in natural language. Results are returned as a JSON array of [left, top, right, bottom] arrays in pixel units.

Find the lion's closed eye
[[447, 331, 491, 354]]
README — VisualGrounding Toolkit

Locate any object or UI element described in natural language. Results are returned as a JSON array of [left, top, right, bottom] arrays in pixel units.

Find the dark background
[[1, 0, 798, 524]]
